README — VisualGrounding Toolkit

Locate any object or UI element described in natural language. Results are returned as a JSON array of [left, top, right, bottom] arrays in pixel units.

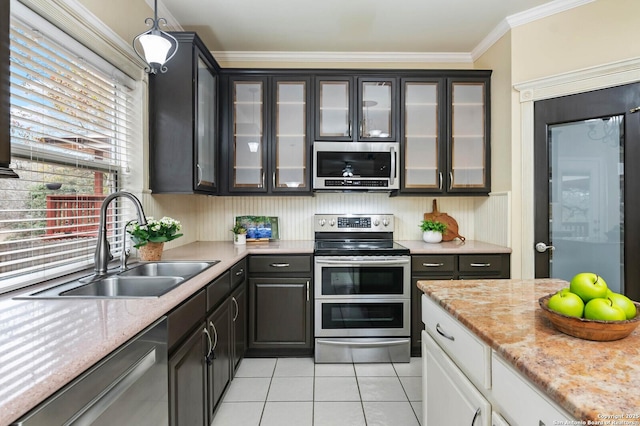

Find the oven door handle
[[316, 338, 409, 347], [315, 258, 410, 266]]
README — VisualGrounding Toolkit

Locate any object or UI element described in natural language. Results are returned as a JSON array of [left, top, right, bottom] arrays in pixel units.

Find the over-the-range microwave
[[313, 141, 399, 191]]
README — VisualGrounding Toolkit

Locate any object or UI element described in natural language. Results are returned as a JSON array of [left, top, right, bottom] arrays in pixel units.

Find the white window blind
[[0, 5, 140, 293]]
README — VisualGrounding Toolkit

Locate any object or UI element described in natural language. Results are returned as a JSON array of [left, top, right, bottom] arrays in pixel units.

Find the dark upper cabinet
[[400, 73, 491, 195], [315, 76, 398, 142], [149, 32, 221, 194], [222, 74, 312, 194]]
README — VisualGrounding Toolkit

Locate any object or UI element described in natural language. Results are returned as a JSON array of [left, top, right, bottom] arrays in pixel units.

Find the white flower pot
[[234, 233, 246, 245], [422, 231, 443, 244]]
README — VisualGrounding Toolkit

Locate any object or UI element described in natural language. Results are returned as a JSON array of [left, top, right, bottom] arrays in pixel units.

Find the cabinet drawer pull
[[436, 323, 455, 341], [423, 262, 444, 267], [471, 407, 481, 425], [269, 263, 290, 268], [235, 268, 244, 276], [306, 281, 309, 302], [469, 263, 491, 267]]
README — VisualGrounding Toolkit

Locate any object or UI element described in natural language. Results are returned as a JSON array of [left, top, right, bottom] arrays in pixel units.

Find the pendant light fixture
[[132, 0, 178, 74]]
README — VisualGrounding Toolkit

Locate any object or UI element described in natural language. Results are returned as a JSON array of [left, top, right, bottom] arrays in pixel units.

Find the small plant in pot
[[420, 220, 447, 244], [231, 221, 247, 245]]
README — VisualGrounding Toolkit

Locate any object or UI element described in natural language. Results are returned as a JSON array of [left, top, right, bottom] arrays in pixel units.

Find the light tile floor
[[211, 357, 422, 426]]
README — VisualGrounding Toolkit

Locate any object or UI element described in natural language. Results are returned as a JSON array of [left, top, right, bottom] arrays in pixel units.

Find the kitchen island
[[418, 278, 640, 423]]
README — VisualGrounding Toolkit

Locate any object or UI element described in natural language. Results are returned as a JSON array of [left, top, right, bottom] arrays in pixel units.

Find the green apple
[[608, 292, 637, 320], [569, 273, 608, 303], [584, 298, 626, 321], [547, 288, 584, 318]]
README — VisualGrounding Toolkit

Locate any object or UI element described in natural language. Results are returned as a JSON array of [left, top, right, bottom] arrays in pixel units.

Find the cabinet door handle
[[196, 163, 202, 186], [423, 262, 444, 267], [449, 171, 454, 190], [359, 120, 363, 138], [209, 321, 218, 352], [235, 268, 244, 277], [261, 172, 265, 189], [470, 263, 491, 268], [306, 281, 310, 302], [348, 120, 352, 138], [436, 323, 455, 341], [232, 296, 239, 321], [471, 407, 481, 425], [438, 172, 443, 190], [272, 172, 276, 188], [269, 263, 290, 268], [203, 327, 213, 359]]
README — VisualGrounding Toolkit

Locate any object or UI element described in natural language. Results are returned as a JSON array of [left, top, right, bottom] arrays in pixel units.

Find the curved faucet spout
[[94, 191, 147, 275]]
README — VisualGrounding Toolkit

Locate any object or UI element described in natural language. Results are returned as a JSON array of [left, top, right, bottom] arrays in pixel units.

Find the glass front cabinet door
[[315, 76, 396, 142], [231, 79, 265, 190], [272, 78, 310, 192], [230, 76, 311, 193], [401, 79, 444, 192], [448, 78, 490, 193], [195, 55, 217, 191]]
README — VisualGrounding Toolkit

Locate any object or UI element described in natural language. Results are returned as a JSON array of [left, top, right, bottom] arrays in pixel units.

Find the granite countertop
[[0, 239, 508, 425], [0, 241, 313, 426], [417, 278, 640, 421]]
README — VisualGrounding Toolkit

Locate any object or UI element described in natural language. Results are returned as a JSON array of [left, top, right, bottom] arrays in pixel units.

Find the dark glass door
[[534, 82, 640, 299]]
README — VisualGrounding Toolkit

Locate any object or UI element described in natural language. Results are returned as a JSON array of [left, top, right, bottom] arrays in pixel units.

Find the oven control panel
[[314, 214, 394, 232]]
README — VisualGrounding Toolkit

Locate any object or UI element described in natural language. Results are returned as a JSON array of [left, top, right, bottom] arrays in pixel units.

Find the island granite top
[[417, 278, 640, 422]]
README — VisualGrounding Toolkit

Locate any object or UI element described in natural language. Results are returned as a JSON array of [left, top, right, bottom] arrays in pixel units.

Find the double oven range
[[313, 214, 411, 363]]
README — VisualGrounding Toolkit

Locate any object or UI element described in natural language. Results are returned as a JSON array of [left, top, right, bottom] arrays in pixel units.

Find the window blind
[[0, 6, 140, 293]]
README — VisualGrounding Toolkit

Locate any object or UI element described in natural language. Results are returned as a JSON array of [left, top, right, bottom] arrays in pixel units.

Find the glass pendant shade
[[139, 33, 172, 66]]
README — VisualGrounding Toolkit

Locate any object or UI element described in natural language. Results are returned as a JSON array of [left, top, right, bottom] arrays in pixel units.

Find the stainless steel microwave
[[313, 141, 399, 191]]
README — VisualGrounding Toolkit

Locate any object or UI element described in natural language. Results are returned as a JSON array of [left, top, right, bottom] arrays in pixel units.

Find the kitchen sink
[[18, 260, 219, 299], [60, 276, 184, 298], [119, 261, 215, 278]]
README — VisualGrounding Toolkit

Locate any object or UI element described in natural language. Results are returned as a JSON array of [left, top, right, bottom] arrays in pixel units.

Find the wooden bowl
[[539, 294, 640, 341]]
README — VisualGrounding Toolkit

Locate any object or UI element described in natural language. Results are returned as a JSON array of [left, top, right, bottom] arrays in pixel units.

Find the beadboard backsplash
[[143, 192, 510, 248]]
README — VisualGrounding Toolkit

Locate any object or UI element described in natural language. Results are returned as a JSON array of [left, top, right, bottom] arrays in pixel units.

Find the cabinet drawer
[[492, 352, 573, 425], [231, 259, 247, 288], [421, 294, 490, 389], [249, 255, 312, 274], [458, 255, 504, 274], [207, 271, 231, 312], [412, 255, 455, 273], [168, 290, 206, 350]]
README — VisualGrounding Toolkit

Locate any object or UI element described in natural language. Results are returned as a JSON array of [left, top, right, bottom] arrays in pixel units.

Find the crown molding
[[211, 50, 473, 64], [471, 0, 595, 61]]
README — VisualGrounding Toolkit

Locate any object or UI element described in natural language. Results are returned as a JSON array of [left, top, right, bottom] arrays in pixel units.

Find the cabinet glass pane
[[362, 81, 392, 138], [319, 81, 350, 137], [276, 81, 307, 189], [404, 82, 439, 188], [233, 82, 263, 188], [451, 83, 485, 188], [197, 57, 216, 187]]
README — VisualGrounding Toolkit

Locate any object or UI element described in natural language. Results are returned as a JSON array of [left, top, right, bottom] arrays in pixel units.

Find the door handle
[[535, 242, 555, 253]]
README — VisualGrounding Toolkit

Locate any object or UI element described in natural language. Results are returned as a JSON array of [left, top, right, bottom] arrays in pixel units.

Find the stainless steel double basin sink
[[22, 261, 218, 299]]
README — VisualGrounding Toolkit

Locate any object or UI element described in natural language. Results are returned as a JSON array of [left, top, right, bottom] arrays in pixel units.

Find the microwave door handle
[[389, 145, 396, 185]]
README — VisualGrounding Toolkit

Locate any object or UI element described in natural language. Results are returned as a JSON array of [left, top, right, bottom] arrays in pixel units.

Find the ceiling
[[157, 0, 590, 62]]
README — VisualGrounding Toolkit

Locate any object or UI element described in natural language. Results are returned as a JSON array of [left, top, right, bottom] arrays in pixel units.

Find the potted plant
[[230, 221, 247, 245], [127, 216, 183, 261], [420, 219, 447, 244]]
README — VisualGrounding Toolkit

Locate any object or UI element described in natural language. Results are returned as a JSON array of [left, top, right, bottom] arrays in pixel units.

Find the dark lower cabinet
[[248, 277, 312, 355], [206, 301, 231, 423], [231, 281, 247, 371], [410, 253, 510, 356], [168, 324, 207, 426]]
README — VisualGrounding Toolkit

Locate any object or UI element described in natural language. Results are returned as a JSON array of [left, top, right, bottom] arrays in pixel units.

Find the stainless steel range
[[314, 214, 411, 363]]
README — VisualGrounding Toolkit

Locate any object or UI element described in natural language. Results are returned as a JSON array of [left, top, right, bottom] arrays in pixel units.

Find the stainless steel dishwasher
[[12, 318, 168, 426]]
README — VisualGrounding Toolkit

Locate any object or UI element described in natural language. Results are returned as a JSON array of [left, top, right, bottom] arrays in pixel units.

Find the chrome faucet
[[94, 191, 147, 276]]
